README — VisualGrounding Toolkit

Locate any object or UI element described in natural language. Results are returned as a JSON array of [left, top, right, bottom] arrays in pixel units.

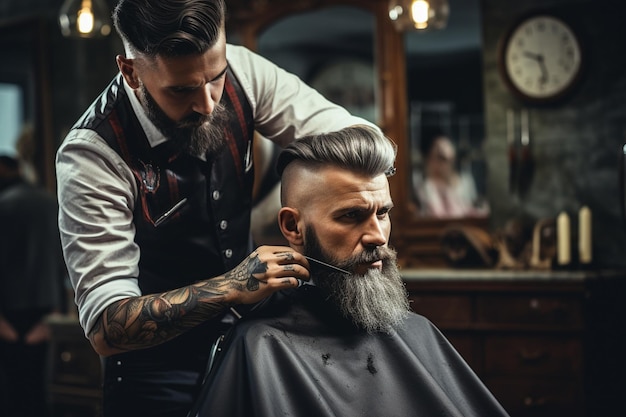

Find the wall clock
[[499, 13, 584, 104]]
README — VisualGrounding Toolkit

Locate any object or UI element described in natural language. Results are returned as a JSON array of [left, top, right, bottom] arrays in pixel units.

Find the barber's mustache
[[177, 113, 211, 129], [177, 103, 226, 129]]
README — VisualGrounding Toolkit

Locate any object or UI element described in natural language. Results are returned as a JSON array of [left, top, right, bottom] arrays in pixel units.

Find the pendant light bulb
[[59, 0, 112, 39], [77, 1, 95, 34], [388, 0, 449, 32], [411, 0, 430, 29]]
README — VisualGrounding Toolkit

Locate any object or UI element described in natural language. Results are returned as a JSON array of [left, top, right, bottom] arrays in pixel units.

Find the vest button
[[220, 220, 228, 230], [212, 190, 220, 200], [224, 249, 233, 258]]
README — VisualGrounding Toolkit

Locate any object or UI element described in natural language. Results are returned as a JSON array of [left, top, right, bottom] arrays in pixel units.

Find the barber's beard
[[304, 226, 410, 334], [139, 84, 229, 158]]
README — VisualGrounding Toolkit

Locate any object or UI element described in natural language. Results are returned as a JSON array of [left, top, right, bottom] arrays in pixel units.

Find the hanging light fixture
[[59, 0, 112, 39], [388, 0, 449, 32]]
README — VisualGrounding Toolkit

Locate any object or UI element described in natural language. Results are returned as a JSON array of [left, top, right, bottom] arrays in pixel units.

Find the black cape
[[188, 286, 509, 417]]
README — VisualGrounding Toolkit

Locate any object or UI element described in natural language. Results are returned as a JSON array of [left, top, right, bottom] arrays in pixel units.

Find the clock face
[[502, 15, 582, 102]]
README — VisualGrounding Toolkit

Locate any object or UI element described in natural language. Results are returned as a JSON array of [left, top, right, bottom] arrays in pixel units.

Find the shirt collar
[[122, 75, 168, 149]]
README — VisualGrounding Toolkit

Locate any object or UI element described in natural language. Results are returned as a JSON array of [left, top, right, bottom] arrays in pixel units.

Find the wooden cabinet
[[403, 269, 626, 417], [47, 317, 102, 417], [46, 271, 626, 417]]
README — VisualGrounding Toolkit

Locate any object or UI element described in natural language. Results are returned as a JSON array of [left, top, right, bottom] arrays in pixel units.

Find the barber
[[55, 1, 375, 416]]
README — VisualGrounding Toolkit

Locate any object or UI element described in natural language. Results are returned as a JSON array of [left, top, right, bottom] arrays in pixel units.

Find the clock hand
[[523, 51, 549, 85], [536, 54, 548, 85], [522, 51, 542, 61]]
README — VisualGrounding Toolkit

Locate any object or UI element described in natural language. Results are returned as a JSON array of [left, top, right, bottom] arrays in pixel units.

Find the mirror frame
[[227, 0, 487, 268]]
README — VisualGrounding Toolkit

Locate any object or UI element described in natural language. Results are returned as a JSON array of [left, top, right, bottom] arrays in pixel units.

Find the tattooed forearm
[[90, 252, 280, 354], [93, 279, 230, 352]]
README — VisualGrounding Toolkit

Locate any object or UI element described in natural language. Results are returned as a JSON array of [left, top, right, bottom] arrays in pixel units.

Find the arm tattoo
[[93, 277, 230, 352], [91, 253, 274, 352], [224, 252, 267, 292]]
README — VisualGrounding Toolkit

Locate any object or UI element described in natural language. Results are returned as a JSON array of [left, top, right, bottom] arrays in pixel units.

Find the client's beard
[[139, 84, 230, 157], [304, 225, 410, 334]]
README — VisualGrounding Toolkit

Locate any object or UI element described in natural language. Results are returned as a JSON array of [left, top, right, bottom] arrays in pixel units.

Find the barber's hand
[[224, 245, 310, 305]]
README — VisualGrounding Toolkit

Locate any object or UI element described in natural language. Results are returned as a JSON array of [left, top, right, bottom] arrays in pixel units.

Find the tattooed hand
[[88, 245, 309, 356], [224, 246, 310, 305]]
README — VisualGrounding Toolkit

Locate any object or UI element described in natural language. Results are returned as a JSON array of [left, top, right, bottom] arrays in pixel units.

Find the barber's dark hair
[[276, 125, 397, 179], [112, 0, 226, 57]]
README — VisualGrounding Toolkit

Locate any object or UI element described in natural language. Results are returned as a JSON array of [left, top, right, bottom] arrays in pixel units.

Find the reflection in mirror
[[405, 0, 488, 219]]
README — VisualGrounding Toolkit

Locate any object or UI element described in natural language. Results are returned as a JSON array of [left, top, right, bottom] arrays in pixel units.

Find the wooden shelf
[[403, 270, 626, 417]]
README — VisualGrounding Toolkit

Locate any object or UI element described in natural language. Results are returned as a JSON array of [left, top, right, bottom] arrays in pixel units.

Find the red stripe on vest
[[224, 128, 243, 186], [109, 109, 157, 225], [224, 75, 249, 140], [109, 110, 132, 162], [223, 76, 247, 186]]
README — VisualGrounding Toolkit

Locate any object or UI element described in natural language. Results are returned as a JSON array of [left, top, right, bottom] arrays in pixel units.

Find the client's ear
[[278, 207, 303, 246]]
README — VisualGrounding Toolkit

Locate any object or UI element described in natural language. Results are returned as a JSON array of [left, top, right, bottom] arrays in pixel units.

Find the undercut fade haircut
[[276, 125, 397, 179], [112, 0, 226, 57]]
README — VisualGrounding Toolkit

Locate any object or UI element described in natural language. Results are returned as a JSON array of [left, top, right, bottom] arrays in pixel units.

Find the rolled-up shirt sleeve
[[56, 128, 142, 337]]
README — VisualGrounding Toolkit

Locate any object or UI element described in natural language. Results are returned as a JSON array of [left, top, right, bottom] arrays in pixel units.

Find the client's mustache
[[339, 246, 396, 271]]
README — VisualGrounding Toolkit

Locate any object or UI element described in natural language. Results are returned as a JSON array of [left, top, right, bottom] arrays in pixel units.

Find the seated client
[[187, 125, 509, 417]]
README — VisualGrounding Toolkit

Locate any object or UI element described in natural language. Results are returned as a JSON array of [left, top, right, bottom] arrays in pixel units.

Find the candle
[[557, 212, 571, 265], [579, 206, 592, 264], [506, 109, 514, 145], [520, 109, 529, 146]]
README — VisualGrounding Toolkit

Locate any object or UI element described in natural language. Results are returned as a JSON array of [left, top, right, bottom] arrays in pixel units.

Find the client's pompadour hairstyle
[[276, 125, 397, 179]]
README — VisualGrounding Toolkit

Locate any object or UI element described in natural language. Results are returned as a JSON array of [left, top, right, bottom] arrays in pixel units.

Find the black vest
[[70, 72, 254, 358], [72, 72, 255, 293]]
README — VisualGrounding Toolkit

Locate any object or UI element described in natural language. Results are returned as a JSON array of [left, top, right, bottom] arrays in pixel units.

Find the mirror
[[227, 2, 384, 246], [404, 0, 489, 220], [248, 6, 377, 245], [256, 6, 376, 124], [0, 18, 54, 191], [226, 0, 487, 267]]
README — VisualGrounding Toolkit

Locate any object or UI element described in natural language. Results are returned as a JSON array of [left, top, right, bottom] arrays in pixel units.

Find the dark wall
[[481, 0, 626, 268]]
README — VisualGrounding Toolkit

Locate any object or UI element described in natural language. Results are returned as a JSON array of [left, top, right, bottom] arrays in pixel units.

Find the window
[[0, 83, 24, 156]]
